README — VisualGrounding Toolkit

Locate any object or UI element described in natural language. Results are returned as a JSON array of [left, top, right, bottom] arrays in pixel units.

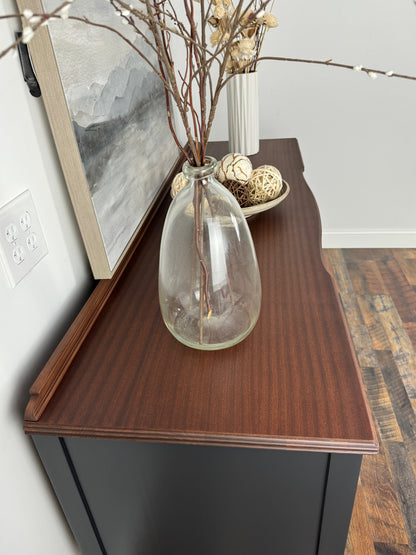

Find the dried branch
[[0, 1, 72, 58], [257, 55, 416, 81], [2, 0, 416, 164]]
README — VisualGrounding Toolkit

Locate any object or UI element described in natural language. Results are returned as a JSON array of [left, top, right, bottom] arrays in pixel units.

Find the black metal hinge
[[15, 32, 41, 97]]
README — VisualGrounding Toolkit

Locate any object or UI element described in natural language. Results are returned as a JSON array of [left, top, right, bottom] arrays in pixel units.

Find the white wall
[[0, 4, 92, 554], [211, 0, 416, 247]]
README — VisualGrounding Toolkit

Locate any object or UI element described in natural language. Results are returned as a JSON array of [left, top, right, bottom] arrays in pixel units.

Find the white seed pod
[[171, 172, 188, 197], [216, 153, 252, 183], [248, 165, 283, 205]]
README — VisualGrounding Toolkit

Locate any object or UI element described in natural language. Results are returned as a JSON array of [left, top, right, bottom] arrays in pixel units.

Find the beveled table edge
[[24, 423, 378, 455]]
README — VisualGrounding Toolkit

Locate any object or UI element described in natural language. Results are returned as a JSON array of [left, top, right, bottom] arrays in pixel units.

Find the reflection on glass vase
[[159, 157, 261, 350]]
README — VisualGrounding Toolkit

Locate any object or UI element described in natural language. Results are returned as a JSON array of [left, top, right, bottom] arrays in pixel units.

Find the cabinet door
[[39, 437, 335, 555]]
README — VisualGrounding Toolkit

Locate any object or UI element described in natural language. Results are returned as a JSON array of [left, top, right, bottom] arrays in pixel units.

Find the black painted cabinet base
[[33, 436, 361, 555]]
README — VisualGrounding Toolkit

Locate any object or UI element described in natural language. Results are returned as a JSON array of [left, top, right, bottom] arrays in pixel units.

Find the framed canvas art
[[17, 0, 180, 277]]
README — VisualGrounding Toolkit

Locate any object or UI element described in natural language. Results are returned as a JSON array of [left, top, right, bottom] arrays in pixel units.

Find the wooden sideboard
[[24, 139, 377, 555]]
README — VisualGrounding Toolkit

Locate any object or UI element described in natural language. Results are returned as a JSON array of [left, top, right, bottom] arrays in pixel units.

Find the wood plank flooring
[[324, 249, 416, 555]]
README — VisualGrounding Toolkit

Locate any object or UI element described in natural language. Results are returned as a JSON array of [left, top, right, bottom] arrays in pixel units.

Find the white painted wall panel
[[0, 3, 91, 553]]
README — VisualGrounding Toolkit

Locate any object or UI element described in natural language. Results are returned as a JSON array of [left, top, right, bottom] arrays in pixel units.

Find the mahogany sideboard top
[[24, 139, 377, 455]]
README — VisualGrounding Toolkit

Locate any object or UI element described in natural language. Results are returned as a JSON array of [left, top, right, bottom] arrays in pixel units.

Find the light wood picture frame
[[17, 0, 180, 278]]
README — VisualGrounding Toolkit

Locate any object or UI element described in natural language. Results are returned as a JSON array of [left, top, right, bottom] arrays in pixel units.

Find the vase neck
[[182, 157, 217, 182]]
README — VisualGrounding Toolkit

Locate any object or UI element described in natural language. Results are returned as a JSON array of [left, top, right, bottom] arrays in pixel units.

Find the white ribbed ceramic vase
[[226, 72, 259, 156]]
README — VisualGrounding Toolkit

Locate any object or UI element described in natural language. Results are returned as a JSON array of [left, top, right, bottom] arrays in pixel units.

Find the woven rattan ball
[[248, 165, 283, 205], [171, 172, 188, 197], [223, 179, 251, 208], [216, 153, 252, 183]]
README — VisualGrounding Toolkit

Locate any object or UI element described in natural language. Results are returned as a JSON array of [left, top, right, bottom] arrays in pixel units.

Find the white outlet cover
[[0, 190, 48, 287]]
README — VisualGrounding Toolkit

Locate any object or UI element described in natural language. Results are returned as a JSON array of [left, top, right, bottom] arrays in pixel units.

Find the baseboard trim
[[322, 230, 416, 249]]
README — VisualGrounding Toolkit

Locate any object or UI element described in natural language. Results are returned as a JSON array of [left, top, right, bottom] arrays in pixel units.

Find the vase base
[[165, 324, 257, 351], [162, 302, 258, 350]]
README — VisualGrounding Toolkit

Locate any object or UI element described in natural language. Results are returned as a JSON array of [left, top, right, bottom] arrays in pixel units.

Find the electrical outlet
[[0, 190, 48, 287]]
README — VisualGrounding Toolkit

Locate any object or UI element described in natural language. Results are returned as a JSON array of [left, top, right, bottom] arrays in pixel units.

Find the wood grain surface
[[24, 151, 185, 423], [324, 249, 416, 554], [24, 139, 377, 455]]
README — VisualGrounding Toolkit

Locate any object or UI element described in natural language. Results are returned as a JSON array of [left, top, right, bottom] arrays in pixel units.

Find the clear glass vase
[[159, 157, 261, 350]]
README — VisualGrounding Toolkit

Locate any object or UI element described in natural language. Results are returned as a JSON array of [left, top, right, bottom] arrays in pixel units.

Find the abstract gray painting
[[44, 0, 178, 269]]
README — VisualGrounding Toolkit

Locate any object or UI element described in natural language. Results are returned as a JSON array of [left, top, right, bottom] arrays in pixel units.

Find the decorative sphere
[[216, 153, 253, 183], [171, 172, 188, 197], [222, 179, 251, 207], [248, 165, 283, 205]]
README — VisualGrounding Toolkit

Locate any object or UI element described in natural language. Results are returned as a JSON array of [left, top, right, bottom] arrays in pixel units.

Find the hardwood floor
[[324, 249, 416, 555]]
